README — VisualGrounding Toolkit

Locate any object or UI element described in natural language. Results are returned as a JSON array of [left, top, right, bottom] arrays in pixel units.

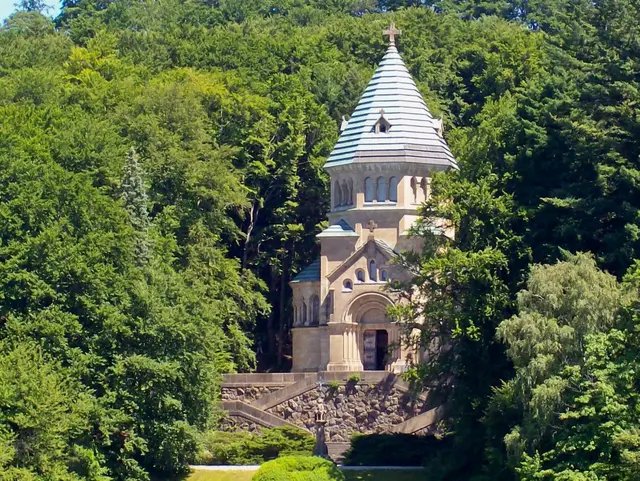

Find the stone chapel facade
[[290, 25, 457, 373]]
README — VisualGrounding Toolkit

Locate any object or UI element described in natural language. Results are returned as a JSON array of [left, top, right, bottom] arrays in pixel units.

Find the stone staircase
[[221, 371, 442, 460], [222, 400, 309, 431]]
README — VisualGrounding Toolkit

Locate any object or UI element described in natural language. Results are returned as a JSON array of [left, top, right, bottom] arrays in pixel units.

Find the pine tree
[[121, 147, 151, 265]]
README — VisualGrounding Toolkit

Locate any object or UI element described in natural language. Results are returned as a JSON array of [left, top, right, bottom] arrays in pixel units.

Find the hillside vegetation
[[1, 0, 640, 480]]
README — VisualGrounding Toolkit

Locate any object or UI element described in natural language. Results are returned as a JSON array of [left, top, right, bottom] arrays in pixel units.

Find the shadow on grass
[[343, 471, 427, 481]]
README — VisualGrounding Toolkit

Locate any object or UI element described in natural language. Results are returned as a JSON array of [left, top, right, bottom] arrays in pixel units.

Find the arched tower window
[[334, 180, 341, 207], [343, 279, 353, 292], [410, 177, 417, 203], [380, 270, 388, 282], [302, 301, 308, 325], [376, 177, 386, 202], [364, 177, 374, 203], [341, 180, 348, 207], [369, 259, 377, 281], [348, 178, 354, 205], [389, 177, 398, 202], [312, 296, 320, 325], [421, 177, 428, 202], [356, 269, 365, 283]]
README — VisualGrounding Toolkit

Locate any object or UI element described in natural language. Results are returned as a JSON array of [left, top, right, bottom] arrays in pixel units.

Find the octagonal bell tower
[[290, 24, 457, 373]]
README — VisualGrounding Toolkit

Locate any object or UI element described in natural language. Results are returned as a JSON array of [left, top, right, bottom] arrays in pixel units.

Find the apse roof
[[325, 41, 457, 169], [290, 258, 320, 283]]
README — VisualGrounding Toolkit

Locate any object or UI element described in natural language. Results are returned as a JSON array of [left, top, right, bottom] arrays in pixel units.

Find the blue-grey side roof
[[291, 258, 321, 283], [325, 44, 457, 169], [316, 219, 359, 238]]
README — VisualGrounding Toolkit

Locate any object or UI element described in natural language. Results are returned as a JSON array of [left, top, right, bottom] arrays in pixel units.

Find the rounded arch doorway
[[346, 292, 395, 371]]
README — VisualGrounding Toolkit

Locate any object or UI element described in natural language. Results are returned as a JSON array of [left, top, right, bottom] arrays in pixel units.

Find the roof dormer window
[[374, 110, 391, 134]]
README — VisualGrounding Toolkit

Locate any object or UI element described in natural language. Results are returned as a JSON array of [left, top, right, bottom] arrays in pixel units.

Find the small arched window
[[341, 180, 348, 207], [421, 177, 429, 201], [325, 291, 333, 319], [389, 177, 398, 202], [356, 269, 365, 283], [380, 270, 388, 282], [376, 177, 386, 202], [312, 296, 320, 325], [364, 177, 374, 203], [410, 177, 417, 203], [348, 178, 354, 205], [369, 259, 377, 281], [343, 279, 353, 292], [334, 180, 341, 207], [302, 301, 308, 325]]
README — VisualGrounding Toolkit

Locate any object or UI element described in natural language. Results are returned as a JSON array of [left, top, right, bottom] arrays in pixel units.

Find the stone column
[[347, 325, 362, 370], [327, 322, 363, 371], [388, 326, 406, 373]]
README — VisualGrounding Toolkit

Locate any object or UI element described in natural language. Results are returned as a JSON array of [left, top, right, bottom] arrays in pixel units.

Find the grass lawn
[[185, 468, 426, 481], [186, 470, 255, 481]]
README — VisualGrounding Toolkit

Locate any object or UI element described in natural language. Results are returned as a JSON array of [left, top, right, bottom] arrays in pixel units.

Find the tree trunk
[[242, 201, 259, 269], [277, 263, 288, 369], [266, 266, 278, 366]]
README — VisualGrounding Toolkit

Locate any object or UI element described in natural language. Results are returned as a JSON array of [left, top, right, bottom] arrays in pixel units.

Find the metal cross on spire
[[383, 23, 401, 45]]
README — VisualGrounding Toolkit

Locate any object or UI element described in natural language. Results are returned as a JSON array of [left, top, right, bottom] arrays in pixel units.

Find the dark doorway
[[363, 329, 389, 370], [375, 330, 389, 370]]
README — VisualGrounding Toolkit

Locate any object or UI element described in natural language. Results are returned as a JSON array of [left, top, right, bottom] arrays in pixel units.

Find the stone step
[[327, 442, 351, 463], [222, 400, 311, 433], [251, 373, 320, 410], [390, 405, 444, 434]]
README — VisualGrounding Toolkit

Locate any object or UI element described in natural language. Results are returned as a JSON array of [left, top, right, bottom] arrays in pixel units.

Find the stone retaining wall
[[221, 415, 264, 433], [267, 382, 426, 442], [221, 372, 439, 448], [222, 386, 285, 404]]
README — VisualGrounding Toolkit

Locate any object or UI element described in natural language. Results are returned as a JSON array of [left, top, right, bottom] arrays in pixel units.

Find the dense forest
[[1, 0, 640, 479]]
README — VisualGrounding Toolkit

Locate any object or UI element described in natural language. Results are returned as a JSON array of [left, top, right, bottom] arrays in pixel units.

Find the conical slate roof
[[325, 44, 457, 169]]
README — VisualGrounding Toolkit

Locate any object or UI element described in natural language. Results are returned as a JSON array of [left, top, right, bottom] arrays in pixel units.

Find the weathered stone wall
[[220, 414, 264, 433], [220, 372, 440, 461], [267, 382, 426, 442], [221, 386, 285, 404]]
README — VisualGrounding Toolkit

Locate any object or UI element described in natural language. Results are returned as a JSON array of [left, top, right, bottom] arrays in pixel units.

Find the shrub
[[343, 433, 452, 466], [252, 455, 345, 481], [197, 426, 314, 465], [328, 380, 340, 390], [346, 373, 360, 383]]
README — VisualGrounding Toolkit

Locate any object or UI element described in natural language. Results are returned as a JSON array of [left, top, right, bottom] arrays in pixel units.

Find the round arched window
[[355, 269, 365, 283], [343, 279, 353, 292], [364, 177, 374, 203], [380, 270, 388, 282], [389, 177, 398, 202]]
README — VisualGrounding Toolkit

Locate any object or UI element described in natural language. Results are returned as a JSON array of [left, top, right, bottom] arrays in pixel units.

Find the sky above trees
[[0, 0, 60, 20]]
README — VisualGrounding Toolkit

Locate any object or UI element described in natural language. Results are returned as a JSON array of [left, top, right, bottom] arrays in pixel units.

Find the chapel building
[[290, 25, 457, 373]]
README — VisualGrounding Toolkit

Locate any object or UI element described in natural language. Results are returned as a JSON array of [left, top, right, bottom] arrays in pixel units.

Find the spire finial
[[383, 23, 401, 46]]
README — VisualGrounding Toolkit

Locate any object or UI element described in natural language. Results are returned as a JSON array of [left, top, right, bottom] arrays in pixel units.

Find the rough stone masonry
[[220, 372, 442, 452]]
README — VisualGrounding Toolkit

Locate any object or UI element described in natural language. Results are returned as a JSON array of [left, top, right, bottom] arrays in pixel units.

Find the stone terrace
[[221, 371, 443, 461]]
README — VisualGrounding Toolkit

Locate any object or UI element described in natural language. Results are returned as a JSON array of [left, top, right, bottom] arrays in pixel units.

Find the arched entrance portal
[[363, 329, 389, 370], [323, 291, 406, 373]]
